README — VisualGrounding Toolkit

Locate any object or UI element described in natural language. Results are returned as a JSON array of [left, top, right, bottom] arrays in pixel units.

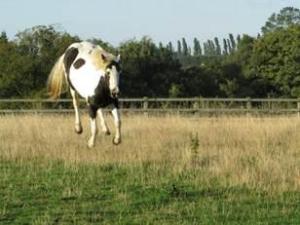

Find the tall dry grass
[[0, 114, 300, 191]]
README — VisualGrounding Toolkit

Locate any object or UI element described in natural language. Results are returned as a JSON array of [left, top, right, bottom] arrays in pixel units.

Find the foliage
[[252, 25, 300, 97], [119, 37, 181, 97], [0, 7, 300, 98], [261, 7, 300, 34], [193, 38, 202, 56], [0, 41, 35, 97], [0, 25, 80, 98]]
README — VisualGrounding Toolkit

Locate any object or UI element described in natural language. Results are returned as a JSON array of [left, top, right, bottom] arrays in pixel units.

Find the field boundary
[[1, 98, 300, 115]]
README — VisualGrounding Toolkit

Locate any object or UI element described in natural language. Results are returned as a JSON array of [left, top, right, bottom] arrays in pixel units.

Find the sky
[[0, 0, 300, 46]]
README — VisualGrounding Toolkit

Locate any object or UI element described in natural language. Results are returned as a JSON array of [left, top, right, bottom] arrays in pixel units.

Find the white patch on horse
[[67, 42, 104, 98], [69, 60, 105, 98], [107, 66, 119, 96]]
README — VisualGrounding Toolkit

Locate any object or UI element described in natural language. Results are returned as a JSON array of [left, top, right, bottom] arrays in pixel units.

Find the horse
[[47, 41, 121, 148]]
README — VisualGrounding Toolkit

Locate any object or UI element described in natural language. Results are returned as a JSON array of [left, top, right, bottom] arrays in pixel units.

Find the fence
[[0, 98, 300, 115]]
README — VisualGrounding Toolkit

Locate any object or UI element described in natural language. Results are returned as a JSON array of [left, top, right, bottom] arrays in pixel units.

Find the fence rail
[[1, 98, 300, 115]]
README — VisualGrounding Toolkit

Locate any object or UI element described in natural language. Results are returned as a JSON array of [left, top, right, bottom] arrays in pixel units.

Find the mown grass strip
[[1, 160, 300, 225]]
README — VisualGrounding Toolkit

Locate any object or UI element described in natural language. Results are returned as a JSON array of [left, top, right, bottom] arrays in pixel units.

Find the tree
[[177, 40, 182, 55], [182, 38, 189, 56], [0, 40, 36, 97], [227, 39, 232, 54], [193, 38, 202, 56], [223, 38, 228, 55], [0, 31, 8, 43], [179, 66, 219, 97], [159, 42, 164, 50], [119, 37, 181, 97], [236, 34, 241, 45], [261, 7, 300, 34], [14, 25, 80, 97], [166, 42, 174, 53], [222, 34, 275, 97], [203, 39, 216, 56], [168, 83, 183, 97], [252, 25, 300, 97], [214, 37, 221, 55], [229, 34, 236, 52], [4, 20, 300, 99], [230, 34, 256, 78]]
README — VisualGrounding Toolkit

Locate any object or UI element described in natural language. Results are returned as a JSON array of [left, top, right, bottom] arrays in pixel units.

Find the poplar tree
[[223, 38, 228, 55], [236, 34, 241, 45], [203, 40, 216, 56], [227, 39, 232, 54], [167, 41, 174, 52], [214, 37, 221, 55], [177, 40, 182, 55], [193, 38, 202, 56], [229, 33, 236, 52], [182, 38, 189, 56]]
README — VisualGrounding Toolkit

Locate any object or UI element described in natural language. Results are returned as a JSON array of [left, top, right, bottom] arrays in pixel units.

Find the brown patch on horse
[[73, 58, 85, 69]]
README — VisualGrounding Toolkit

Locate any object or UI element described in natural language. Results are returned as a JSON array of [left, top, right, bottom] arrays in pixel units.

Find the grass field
[[1, 114, 300, 224]]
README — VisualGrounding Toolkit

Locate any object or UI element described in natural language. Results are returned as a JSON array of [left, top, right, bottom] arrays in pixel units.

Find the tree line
[[0, 7, 300, 99]]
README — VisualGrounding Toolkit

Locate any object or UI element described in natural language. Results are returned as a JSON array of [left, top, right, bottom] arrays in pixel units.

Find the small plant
[[189, 132, 199, 154]]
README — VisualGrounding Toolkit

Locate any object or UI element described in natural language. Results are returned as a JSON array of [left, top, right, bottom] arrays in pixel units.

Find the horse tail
[[47, 54, 66, 99]]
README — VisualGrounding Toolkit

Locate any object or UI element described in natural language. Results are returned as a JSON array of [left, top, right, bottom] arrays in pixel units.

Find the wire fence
[[0, 98, 300, 116]]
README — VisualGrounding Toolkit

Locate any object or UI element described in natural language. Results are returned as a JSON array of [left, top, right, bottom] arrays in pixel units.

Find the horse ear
[[101, 53, 107, 62], [116, 54, 121, 63]]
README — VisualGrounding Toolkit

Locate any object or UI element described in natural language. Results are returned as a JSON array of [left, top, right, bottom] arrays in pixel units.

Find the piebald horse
[[48, 41, 121, 148]]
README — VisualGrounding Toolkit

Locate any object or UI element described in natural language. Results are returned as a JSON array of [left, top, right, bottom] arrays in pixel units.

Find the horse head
[[102, 53, 121, 98]]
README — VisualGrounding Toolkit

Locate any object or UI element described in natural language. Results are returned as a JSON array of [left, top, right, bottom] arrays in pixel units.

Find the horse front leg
[[97, 109, 110, 135], [70, 88, 82, 134], [111, 107, 121, 145], [87, 105, 98, 148]]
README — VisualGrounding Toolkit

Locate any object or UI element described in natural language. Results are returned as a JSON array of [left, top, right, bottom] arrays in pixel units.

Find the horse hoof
[[112, 137, 121, 145], [75, 124, 83, 134], [87, 142, 95, 148], [104, 130, 111, 136]]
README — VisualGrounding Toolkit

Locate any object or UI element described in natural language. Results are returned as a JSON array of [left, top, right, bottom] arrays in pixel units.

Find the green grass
[[1, 159, 300, 225]]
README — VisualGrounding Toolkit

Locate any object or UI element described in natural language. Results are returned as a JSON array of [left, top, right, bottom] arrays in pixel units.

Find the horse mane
[[89, 46, 117, 71]]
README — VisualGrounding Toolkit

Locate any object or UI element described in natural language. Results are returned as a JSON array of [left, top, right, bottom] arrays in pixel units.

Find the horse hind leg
[[88, 117, 98, 148], [88, 105, 98, 148], [70, 88, 83, 134]]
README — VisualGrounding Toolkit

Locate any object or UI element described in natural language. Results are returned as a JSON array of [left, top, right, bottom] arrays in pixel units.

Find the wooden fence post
[[143, 97, 148, 116], [297, 98, 300, 117], [246, 97, 252, 116]]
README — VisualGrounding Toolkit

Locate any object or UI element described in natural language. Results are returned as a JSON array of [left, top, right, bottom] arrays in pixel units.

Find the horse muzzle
[[111, 88, 119, 98]]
